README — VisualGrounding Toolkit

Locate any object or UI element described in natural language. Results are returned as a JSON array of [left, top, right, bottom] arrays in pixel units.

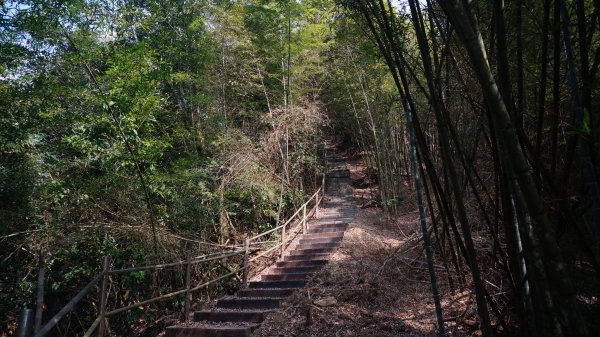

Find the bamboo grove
[[330, 0, 600, 336]]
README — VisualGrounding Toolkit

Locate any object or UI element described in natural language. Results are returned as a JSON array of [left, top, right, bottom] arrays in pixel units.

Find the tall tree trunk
[[551, 0, 561, 181], [406, 1, 492, 334], [220, 36, 227, 126], [516, 0, 525, 129], [257, 65, 273, 117], [405, 103, 446, 336], [559, 0, 600, 273], [535, 0, 551, 187]]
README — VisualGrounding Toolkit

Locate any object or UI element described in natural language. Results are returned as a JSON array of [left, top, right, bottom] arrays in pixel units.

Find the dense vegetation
[[1, 0, 333, 334], [1, 0, 599, 336]]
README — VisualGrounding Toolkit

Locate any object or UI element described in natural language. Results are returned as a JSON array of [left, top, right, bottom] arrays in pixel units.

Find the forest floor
[[252, 152, 484, 336]]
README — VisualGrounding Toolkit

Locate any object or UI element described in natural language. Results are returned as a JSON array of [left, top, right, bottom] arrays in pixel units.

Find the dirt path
[[252, 153, 479, 337]]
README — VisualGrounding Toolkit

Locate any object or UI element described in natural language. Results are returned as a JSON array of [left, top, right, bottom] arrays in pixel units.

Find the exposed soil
[[252, 153, 483, 336]]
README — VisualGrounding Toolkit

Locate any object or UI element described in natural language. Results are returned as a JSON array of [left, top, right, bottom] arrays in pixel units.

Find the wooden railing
[[22, 187, 324, 337]]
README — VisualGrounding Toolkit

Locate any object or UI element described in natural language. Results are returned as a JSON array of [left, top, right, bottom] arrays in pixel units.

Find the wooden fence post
[[184, 252, 192, 323], [242, 238, 249, 288], [315, 193, 319, 218], [280, 224, 286, 259], [323, 146, 327, 194], [34, 250, 45, 334], [97, 256, 109, 337], [302, 204, 307, 234], [16, 308, 33, 337]]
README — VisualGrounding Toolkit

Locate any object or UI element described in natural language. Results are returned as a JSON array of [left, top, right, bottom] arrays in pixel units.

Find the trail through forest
[[254, 150, 483, 337], [159, 145, 356, 336], [3, 0, 600, 336]]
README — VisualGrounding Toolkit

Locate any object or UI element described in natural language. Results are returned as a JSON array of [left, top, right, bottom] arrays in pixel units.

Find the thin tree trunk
[[406, 1, 492, 334], [559, 0, 600, 272], [437, 1, 589, 335], [516, 0, 525, 129], [551, 0, 561, 181], [405, 104, 446, 336], [220, 36, 227, 126], [257, 65, 273, 117], [286, 1, 292, 109], [536, 0, 551, 187]]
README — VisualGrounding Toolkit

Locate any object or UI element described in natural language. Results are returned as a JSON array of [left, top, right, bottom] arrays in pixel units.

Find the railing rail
[[108, 250, 244, 275], [248, 188, 321, 242], [29, 185, 324, 337]]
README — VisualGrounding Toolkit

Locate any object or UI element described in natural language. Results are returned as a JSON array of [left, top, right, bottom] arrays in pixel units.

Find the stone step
[[317, 211, 354, 216], [322, 205, 355, 209], [269, 266, 321, 274], [262, 273, 310, 281], [164, 151, 355, 337], [309, 223, 349, 230], [320, 210, 358, 215], [325, 196, 355, 201], [194, 310, 271, 323], [318, 214, 357, 219], [321, 205, 356, 209], [317, 216, 356, 222], [300, 232, 344, 240], [308, 226, 348, 233], [216, 298, 280, 310], [276, 260, 328, 268], [298, 237, 343, 245], [317, 215, 355, 221], [288, 247, 336, 255], [314, 219, 353, 226], [165, 324, 256, 337], [322, 206, 357, 210], [283, 253, 332, 261], [248, 280, 305, 289], [320, 211, 357, 216], [294, 242, 340, 249], [236, 288, 294, 297]]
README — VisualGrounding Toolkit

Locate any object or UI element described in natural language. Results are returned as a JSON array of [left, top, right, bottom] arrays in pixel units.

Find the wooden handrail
[[34, 249, 244, 337], [108, 250, 244, 274], [249, 190, 320, 262], [33, 185, 324, 337], [249, 188, 321, 242], [34, 273, 104, 337]]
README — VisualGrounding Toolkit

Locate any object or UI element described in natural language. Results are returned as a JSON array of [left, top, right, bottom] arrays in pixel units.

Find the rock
[[314, 296, 337, 307]]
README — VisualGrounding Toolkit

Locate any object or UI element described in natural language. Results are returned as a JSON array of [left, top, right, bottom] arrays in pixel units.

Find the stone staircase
[[164, 150, 355, 337]]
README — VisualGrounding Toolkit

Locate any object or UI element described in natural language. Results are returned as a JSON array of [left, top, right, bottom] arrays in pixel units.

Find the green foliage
[[162, 158, 221, 234], [0, 0, 331, 334]]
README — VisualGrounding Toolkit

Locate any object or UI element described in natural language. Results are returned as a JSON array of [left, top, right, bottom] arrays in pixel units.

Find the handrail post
[[280, 223, 286, 259], [16, 308, 34, 337], [302, 204, 307, 234], [323, 145, 327, 194], [97, 256, 109, 337], [34, 250, 45, 334], [242, 238, 249, 288], [315, 192, 320, 218], [184, 252, 192, 323]]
